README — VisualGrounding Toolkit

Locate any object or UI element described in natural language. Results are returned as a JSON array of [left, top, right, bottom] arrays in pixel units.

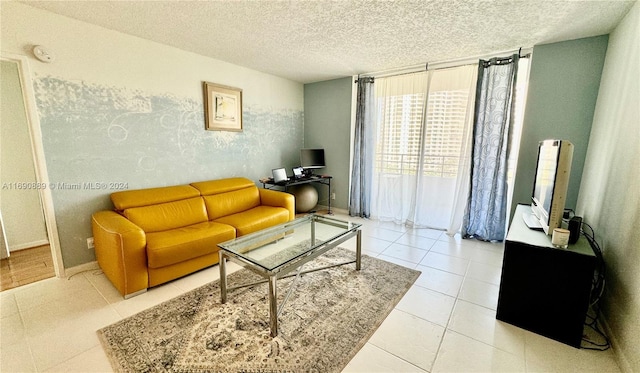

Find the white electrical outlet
[[331, 192, 336, 200], [87, 237, 94, 249]]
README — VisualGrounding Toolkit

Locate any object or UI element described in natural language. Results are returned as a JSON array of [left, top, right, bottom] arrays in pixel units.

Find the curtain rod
[[356, 46, 532, 82]]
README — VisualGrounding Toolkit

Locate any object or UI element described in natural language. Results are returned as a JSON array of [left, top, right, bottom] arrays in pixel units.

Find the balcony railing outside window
[[375, 89, 469, 180], [375, 152, 461, 178]]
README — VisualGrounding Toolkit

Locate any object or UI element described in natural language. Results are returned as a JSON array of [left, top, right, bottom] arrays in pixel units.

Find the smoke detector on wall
[[32, 45, 55, 63]]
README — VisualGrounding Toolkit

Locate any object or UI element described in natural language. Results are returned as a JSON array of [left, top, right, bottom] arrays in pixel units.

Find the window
[[423, 89, 469, 177], [370, 65, 478, 228], [366, 58, 529, 231], [375, 92, 425, 175], [375, 85, 471, 178]]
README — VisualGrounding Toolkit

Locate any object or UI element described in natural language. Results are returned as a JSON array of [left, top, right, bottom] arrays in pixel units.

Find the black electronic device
[[568, 216, 582, 244], [528, 140, 574, 235], [300, 148, 325, 171], [292, 166, 304, 179], [272, 168, 288, 183]]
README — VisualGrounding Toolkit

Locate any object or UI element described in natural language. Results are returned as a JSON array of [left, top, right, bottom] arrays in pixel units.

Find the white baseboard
[[9, 239, 49, 252], [601, 315, 633, 373], [316, 204, 348, 215], [64, 261, 100, 279]]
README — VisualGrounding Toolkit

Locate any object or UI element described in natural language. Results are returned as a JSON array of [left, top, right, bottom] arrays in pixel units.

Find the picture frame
[[203, 81, 243, 131]]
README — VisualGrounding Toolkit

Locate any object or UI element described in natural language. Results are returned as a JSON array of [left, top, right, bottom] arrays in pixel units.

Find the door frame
[[1, 53, 65, 278]]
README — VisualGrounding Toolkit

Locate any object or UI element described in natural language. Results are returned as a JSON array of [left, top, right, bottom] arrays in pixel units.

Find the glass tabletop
[[218, 214, 361, 272]]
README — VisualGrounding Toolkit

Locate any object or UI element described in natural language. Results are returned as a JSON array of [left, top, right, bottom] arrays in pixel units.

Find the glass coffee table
[[218, 214, 362, 337]]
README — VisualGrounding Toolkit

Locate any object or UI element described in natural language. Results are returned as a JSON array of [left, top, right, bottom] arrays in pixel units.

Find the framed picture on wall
[[203, 82, 243, 131]]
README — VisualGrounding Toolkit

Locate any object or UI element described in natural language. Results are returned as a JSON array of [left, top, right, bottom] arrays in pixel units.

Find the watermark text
[[2, 181, 129, 191]]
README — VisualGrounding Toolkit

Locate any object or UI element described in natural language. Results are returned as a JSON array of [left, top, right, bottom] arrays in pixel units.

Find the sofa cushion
[[124, 197, 208, 233], [112, 185, 200, 210], [213, 206, 290, 236], [203, 187, 261, 221], [191, 177, 256, 196], [146, 221, 236, 269]]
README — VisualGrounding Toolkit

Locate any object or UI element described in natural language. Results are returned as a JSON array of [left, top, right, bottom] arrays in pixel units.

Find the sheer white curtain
[[370, 65, 478, 232], [370, 72, 429, 224]]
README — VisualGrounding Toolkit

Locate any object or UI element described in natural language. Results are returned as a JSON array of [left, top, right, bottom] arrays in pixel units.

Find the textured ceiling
[[21, 0, 636, 83]]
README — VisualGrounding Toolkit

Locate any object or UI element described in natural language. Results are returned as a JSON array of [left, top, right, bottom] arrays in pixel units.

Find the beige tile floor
[[0, 212, 621, 372]]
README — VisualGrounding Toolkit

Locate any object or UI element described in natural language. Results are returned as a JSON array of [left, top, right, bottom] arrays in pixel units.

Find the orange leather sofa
[[91, 177, 294, 298]]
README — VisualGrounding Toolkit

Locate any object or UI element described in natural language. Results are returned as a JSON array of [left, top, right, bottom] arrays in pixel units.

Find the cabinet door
[[496, 240, 595, 348]]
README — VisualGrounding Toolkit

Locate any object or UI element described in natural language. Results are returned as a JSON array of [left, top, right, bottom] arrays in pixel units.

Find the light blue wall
[[33, 77, 302, 267], [303, 77, 353, 210], [511, 35, 609, 218], [2, 3, 304, 268]]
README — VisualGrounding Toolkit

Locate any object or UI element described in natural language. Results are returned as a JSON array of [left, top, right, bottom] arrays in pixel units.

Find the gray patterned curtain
[[349, 77, 375, 218], [462, 55, 519, 241]]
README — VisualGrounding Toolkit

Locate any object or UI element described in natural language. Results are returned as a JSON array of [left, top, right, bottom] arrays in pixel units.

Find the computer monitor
[[300, 149, 325, 169], [300, 148, 325, 170]]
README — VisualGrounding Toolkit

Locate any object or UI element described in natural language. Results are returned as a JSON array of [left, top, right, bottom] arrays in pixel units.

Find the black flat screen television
[[300, 148, 325, 170], [528, 139, 574, 235]]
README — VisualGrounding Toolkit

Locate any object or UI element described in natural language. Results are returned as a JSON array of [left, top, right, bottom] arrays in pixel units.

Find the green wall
[[303, 37, 610, 221], [303, 77, 353, 210], [511, 36, 609, 218]]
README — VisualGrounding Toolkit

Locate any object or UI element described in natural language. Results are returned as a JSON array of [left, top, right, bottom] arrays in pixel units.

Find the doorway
[[1, 54, 64, 290]]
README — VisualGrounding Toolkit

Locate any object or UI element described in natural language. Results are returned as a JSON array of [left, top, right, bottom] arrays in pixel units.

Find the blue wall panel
[[33, 76, 303, 267]]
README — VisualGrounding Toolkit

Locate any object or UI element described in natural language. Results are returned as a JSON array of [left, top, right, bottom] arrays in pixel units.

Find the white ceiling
[[21, 0, 636, 83]]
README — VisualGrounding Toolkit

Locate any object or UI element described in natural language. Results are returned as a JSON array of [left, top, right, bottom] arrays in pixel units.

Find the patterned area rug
[[98, 247, 420, 372]]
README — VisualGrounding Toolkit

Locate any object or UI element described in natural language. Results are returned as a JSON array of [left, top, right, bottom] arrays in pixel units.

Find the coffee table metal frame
[[218, 214, 362, 337]]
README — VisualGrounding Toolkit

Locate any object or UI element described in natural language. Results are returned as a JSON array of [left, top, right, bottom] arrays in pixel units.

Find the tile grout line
[[352, 216, 516, 366], [430, 259, 470, 370], [440, 257, 527, 370], [365, 339, 430, 373], [365, 220, 517, 367], [16, 297, 40, 373]]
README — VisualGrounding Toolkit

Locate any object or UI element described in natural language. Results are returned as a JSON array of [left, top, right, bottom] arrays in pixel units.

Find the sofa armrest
[[259, 188, 295, 221], [92, 211, 148, 297]]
